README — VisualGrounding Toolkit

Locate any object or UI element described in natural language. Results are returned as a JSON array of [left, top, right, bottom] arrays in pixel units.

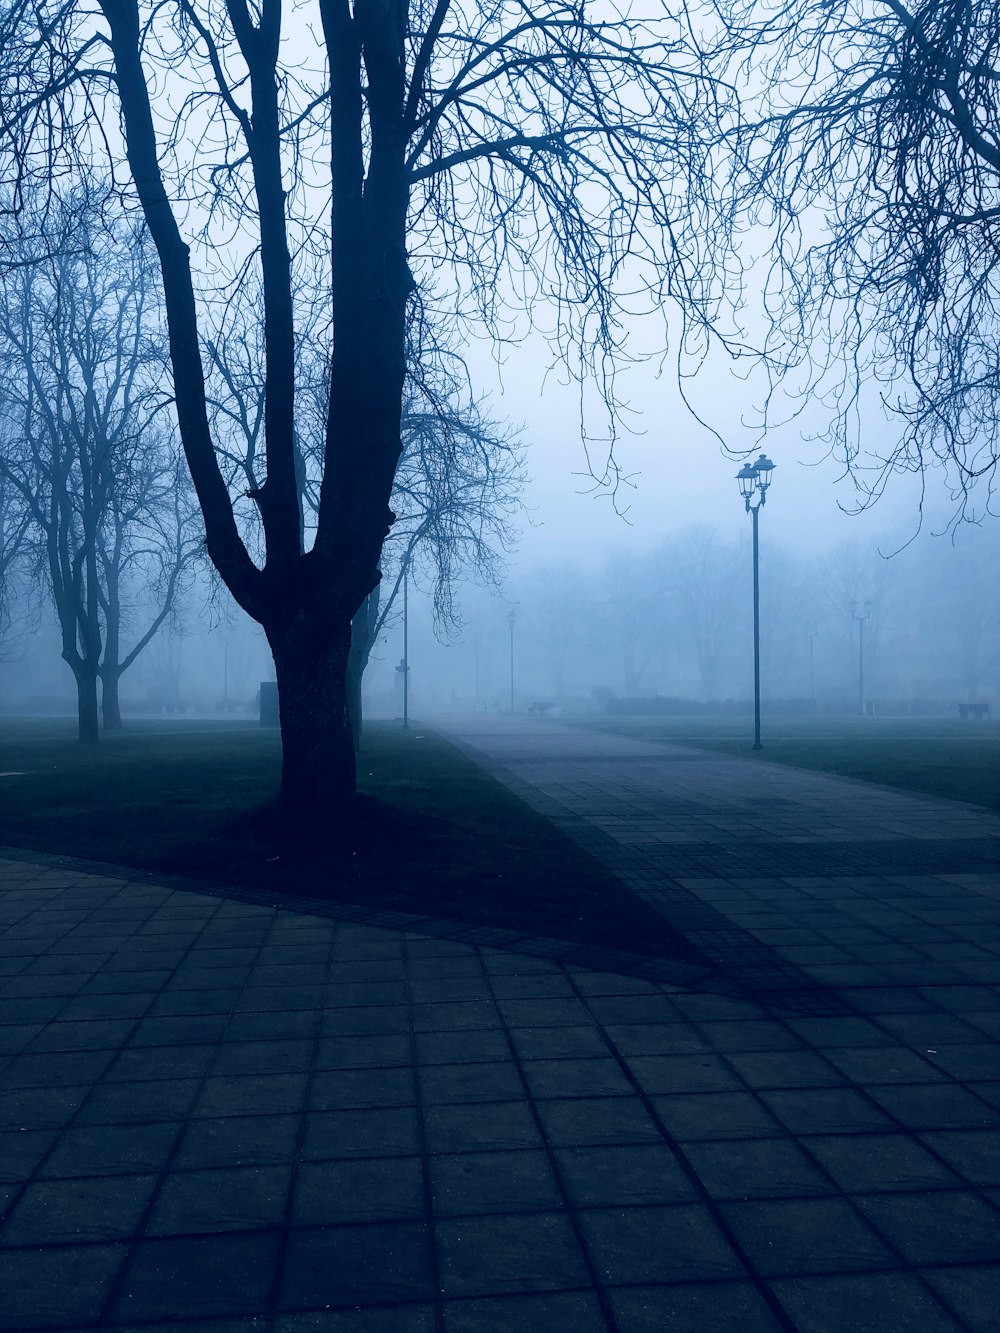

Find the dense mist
[[3, 510, 996, 727]]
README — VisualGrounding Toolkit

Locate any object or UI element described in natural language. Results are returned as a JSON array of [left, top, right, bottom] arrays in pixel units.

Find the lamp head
[[737, 463, 757, 500], [754, 454, 776, 491]]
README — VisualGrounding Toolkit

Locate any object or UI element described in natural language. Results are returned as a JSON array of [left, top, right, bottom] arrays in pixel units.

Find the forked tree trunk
[[73, 665, 100, 744], [346, 593, 379, 754], [101, 595, 124, 730], [346, 657, 364, 755], [101, 669, 124, 730], [100, 0, 409, 810], [268, 612, 356, 817]]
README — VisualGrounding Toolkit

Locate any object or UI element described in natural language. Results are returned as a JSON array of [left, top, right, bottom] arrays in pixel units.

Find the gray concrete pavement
[[442, 718, 1000, 1006], [0, 716, 998, 1330]]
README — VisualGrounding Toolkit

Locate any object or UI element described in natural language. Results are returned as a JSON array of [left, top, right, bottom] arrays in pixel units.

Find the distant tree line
[[505, 526, 1000, 710]]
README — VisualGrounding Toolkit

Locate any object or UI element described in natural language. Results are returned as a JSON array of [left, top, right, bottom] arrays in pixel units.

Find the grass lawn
[[0, 717, 696, 961], [570, 713, 1000, 812]]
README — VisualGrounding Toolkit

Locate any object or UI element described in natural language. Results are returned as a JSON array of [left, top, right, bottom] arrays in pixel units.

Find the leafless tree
[[95, 449, 202, 727], [0, 464, 29, 656], [344, 308, 525, 744], [1, 0, 722, 811], [516, 563, 590, 702], [821, 539, 897, 704], [714, 0, 1000, 519], [598, 551, 662, 697], [919, 536, 1000, 704], [756, 545, 818, 700], [655, 527, 744, 701], [205, 284, 525, 745], [0, 196, 200, 739], [941, 529, 999, 703]]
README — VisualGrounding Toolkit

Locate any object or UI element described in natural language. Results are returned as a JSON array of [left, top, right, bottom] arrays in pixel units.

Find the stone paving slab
[[0, 718, 999, 1329], [441, 719, 1000, 1011]]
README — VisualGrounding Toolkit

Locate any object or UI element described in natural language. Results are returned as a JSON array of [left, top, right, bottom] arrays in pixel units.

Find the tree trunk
[[101, 584, 123, 729], [268, 612, 356, 818], [75, 666, 100, 744], [347, 593, 379, 754], [101, 670, 123, 730], [346, 656, 364, 754]]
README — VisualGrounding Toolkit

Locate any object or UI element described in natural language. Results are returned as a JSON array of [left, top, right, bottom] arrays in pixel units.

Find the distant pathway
[[439, 717, 1000, 1013]]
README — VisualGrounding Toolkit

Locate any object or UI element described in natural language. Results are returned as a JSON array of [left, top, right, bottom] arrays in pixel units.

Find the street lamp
[[473, 628, 481, 711], [736, 453, 776, 750], [851, 598, 873, 717], [806, 623, 818, 704], [507, 609, 516, 714], [402, 569, 409, 729]]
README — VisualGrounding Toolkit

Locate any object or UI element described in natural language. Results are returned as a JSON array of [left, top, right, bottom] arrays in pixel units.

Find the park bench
[[958, 702, 991, 719]]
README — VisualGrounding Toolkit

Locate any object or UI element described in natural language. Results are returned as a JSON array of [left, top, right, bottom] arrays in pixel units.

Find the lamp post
[[402, 569, 409, 729], [852, 598, 872, 717], [736, 453, 776, 750], [473, 629, 481, 711], [507, 609, 516, 714], [806, 624, 818, 704]]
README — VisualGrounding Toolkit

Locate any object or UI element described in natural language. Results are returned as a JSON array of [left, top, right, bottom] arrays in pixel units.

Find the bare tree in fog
[[2, 0, 722, 812], [909, 531, 1000, 705], [599, 551, 661, 697], [656, 528, 743, 701], [344, 310, 524, 746], [716, 0, 1000, 517], [518, 565, 591, 702], [757, 546, 819, 701], [0, 198, 200, 739], [95, 451, 201, 728], [206, 289, 524, 746], [823, 541, 895, 705], [0, 465, 28, 655]]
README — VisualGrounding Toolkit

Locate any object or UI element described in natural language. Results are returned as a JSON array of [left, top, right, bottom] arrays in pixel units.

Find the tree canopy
[[713, 0, 1000, 519], [0, 0, 722, 807]]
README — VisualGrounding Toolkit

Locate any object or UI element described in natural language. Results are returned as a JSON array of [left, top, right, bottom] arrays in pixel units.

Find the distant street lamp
[[852, 598, 873, 716], [507, 609, 517, 714], [736, 453, 776, 750], [473, 629, 481, 710], [402, 570, 409, 729], [806, 624, 818, 704]]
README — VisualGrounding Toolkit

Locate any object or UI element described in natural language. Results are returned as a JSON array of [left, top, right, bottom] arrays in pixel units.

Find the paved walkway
[[0, 718, 998, 1331]]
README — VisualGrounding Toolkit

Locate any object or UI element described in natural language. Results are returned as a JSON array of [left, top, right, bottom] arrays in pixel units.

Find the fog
[[0, 0, 997, 740], [3, 333, 995, 728]]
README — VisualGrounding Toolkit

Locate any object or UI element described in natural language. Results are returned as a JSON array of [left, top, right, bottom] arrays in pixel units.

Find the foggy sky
[[467, 329, 936, 573]]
